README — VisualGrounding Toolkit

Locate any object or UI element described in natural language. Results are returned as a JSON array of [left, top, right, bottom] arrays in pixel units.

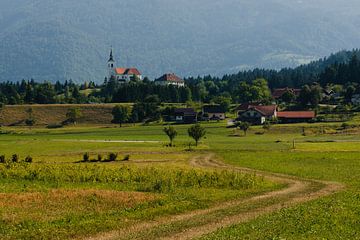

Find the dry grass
[[0, 104, 128, 126], [0, 189, 156, 224]]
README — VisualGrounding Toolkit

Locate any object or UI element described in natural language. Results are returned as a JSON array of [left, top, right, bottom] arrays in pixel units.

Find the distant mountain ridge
[[1, 0, 360, 83]]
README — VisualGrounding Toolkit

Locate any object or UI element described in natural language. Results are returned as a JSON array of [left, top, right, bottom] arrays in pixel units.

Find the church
[[107, 49, 143, 82]]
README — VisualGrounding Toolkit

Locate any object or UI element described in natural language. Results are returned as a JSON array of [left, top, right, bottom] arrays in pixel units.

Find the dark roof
[[155, 73, 184, 83], [203, 105, 225, 113], [277, 111, 316, 119], [174, 108, 196, 115]]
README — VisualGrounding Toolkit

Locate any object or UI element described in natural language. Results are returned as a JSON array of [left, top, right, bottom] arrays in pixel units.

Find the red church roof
[[277, 111, 315, 119], [115, 68, 141, 75]]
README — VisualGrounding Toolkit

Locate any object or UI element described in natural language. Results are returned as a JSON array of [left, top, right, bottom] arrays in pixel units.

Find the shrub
[[83, 153, 90, 162], [108, 153, 118, 162], [25, 156, 33, 163], [123, 154, 130, 161], [341, 123, 350, 130], [11, 154, 19, 163], [47, 124, 63, 129], [0, 155, 5, 163]]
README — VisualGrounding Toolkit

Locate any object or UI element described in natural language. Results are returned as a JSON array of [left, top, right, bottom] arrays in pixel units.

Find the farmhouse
[[107, 49, 143, 82], [237, 104, 277, 124], [174, 108, 197, 124], [277, 111, 316, 123], [272, 88, 301, 99], [154, 73, 185, 87], [202, 105, 226, 120]]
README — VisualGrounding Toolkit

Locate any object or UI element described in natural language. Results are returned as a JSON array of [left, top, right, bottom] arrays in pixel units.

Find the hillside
[[1, 0, 360, 82], [0, 104, 118, 126]]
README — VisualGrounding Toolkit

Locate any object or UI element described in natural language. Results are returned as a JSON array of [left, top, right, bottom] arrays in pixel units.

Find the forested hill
[[188, 49, 360, 88], [1, 0, 360, 83]]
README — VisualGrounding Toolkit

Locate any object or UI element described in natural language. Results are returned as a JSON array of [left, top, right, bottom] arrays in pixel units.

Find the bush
[[47, 123, 63, 129], [25, 156, 33, 163], [83, 153, 90, 162], [0, 155, 5, 163], [11, 154, 19, 163], [108, 153, 118, 162], [341, 123, 350, 130], [123, 154, 130, 161]]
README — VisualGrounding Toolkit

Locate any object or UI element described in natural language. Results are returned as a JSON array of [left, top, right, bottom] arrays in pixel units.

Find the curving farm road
[[83, 153, 344, 240]]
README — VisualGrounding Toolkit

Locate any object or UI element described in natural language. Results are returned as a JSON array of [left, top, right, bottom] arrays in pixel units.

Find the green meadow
[[0, 121, 359, 239]]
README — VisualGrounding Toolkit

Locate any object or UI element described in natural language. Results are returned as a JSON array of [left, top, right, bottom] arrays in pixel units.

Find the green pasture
[[0, 120, 360, 239]]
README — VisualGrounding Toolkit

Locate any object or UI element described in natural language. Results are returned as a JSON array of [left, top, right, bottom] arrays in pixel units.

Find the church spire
[[108, 48, 114, 62]]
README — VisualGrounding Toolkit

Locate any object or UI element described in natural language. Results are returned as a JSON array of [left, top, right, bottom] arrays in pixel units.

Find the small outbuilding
[[174, 108, 197, 124], [277, 111, 316, 123], [202, 105, 226, 120]]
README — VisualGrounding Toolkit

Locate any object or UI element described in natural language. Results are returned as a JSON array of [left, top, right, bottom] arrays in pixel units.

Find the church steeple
[[108, 48, 114, 62], [107, 47, 116, 79]]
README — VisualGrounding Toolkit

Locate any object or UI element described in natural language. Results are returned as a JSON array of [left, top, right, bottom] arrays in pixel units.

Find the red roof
[[277, 111, 315, 119], [115, 68, 141, 75], [272, 88, 301, 99], [155, 73, 184, 83], [251, 105, 277, 117], [238, 104, 277, 117]]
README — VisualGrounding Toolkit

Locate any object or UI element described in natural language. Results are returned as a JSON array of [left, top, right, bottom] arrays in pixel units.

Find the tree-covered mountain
[[1, 0, 360, 83]]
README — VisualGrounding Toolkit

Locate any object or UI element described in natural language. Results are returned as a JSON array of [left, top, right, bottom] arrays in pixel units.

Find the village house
[[272, 88, 301, 100], [107, 49, 143, 82], [202, 105, 226, 120], [174, 108, 197, 124], [154, 73, 185, 87], [277, 111, 316, 123], [237, 104, 277, 124]]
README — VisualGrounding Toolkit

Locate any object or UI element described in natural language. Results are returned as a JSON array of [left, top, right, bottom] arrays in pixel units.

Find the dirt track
[[83, 153, 344, 240]]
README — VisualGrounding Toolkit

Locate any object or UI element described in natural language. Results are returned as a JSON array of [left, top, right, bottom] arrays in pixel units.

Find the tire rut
[[82, 153, 344, 240]]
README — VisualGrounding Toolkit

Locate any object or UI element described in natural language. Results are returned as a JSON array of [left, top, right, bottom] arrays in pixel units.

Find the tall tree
[[111, 105, 130, 127], [163, 126, 178, 147], [188, 124, 206, 146], [66, 107, 82, 125]]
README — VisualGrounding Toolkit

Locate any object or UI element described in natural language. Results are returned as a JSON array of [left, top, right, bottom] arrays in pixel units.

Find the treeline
[[319, 55, 360, 85], [1, 49, 360, 106], [0, 80, 98, 105]]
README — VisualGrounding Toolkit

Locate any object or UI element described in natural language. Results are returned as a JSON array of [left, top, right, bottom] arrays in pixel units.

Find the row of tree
[[1, 50, 360, 106]]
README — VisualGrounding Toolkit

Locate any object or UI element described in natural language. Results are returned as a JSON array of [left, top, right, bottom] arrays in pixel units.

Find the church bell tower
[[107, 48, 116, 79]]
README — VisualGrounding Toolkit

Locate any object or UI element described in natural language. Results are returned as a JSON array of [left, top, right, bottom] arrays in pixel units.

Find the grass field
[[0, 120, 359, 239]]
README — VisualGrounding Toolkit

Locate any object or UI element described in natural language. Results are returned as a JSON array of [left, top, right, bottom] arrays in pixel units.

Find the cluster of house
[[170, 104, 316, 125], [237, 103, 316, 124], [165, 105, 227, 124], [107, 49, 185, 87]]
